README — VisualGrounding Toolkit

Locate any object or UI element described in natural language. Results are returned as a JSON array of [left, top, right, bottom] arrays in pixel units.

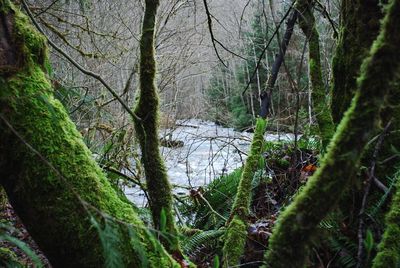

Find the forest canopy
[[0, 0, 400, 267]]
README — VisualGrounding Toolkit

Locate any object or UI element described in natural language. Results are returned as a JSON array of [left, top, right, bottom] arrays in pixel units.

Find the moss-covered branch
[[222, 118, 266, 266], [372, 171, 400, 267], [263, 0, 400, 266], [0, 1, 178, 266], [133, 0, 181, 254], [297, 0, 334, 149]]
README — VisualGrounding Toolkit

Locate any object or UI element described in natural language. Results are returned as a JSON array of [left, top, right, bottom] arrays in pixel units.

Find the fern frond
[[369, 175, 398, 218], [90, 216, 125, 268], [329, 236, 357, 268], [182, 229, 225, 254]]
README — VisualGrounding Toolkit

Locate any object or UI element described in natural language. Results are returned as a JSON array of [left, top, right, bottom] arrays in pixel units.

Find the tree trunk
[[264, 0, 400, 266], [331, 0, 382, 124], [297, 0, 335, 149], [260, 9, 297, 118], [222, 118, 266, 267], [133, 0, 181, 255], [0, 1, 178, 266]]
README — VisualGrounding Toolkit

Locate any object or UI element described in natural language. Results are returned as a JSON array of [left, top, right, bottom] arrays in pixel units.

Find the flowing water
[[124, 119, 296, 206]]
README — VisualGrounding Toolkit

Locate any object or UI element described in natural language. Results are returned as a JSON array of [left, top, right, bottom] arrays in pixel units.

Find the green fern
[[0, 223, 43, 267], [179, 168, 242, 230], [182, 229, 225, 255], [127, 227, 149, 268], [328, 236, 358, 268], [368, 175, 398, 218], [90, 216, 125, 268]]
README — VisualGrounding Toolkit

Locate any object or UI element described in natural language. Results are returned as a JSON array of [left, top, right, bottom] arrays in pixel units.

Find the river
[[124, 119, 296, 206]]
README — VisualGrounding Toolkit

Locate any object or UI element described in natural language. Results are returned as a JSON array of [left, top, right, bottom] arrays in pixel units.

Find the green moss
[[297, 0, 335, 150], [372, 178, 400, 267], [14, 9, 47, 67], [0, 1, 178, 267], [370, 5, 400, 267], [263, 0, 400, 266], [0, 247, 20, 266], [222, 216, 247, 267], [222, 118, 266, 266], [133, 0, 181, 255]]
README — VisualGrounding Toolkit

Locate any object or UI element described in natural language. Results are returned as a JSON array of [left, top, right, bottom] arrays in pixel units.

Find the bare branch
[[242, 1, 295, 97], [21, 0, 142, 122]]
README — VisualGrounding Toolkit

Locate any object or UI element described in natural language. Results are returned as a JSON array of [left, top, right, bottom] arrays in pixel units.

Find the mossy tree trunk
[[222, 118, 266, 267], [331, 0, 382, 124], [222, 7, 297, 266], [0, 1, 178, 267], [297, 0, 335, 149], [133, 0, 181, 255], [372, 171, 400, 267], [263, 0, 400, 266], [331, 2, 400, 265]]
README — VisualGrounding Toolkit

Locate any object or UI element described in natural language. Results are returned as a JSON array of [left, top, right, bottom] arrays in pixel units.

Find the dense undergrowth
[[1, 130, 398, 267], [0, 133, 396, 267]]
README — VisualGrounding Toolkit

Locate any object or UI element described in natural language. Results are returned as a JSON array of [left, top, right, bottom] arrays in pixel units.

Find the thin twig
[[197, 192, 227, 222], [315, 0, 338, 38], [203, 0, 227, 67], [242, 1, 295, 96], [34, 0, 61, 17], [239, 0, 252, 37], [21, 0, 141, 122], [373, 177, 389, 193]]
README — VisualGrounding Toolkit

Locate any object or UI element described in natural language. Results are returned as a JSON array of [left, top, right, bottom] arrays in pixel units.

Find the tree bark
[[133, 0, 181, 255], [263, 0, 400, 266], [0, 1, 178, 266], [297, 0, 335, 149], [331, 0, 382, 124]]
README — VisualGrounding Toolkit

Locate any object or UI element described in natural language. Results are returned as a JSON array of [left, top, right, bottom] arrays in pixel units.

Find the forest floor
[[0, 201, 51, 267], [187, 144, 319, 267]]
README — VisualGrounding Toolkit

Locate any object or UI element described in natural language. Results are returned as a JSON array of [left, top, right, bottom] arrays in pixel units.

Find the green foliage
[[229, 95, 254, 130], [0, 247, 21, 268], [328, 236, 358, 268], [0, 223, 43, 267], [373, 170, 400, 267], [213, 254, 220, 268], [364, 229, 374, 257], [53, 84, 97, 122], [368, 175, 398, 218], [90, 216, 125, 268], [297, 135, 322, 152], [160, 208, 167, 233], [181, 229, 225, 255], [180, 168, 242, 230]]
